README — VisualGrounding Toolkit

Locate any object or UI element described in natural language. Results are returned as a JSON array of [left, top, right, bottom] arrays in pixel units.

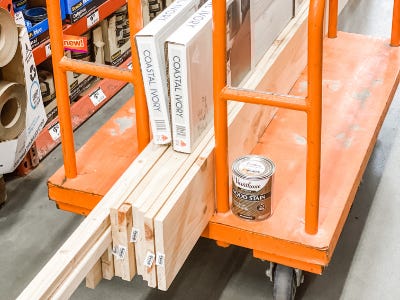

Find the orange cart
[[203, 0, 400, 298], [45, 0, 400, 298]]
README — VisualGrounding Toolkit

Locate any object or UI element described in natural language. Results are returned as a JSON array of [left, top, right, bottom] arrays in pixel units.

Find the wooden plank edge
[[17, 143, 168, 299]]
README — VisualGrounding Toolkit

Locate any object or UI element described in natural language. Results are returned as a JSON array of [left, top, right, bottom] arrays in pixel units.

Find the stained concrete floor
[[1, 0, 400, 299]]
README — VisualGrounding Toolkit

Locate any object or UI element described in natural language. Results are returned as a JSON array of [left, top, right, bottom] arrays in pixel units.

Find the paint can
[[231, 155, 275, 221]]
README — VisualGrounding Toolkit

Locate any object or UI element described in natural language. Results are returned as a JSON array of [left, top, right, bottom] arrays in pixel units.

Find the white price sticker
[[87, 9, 100, 28], [156, 253, 165, 266], [45, 43, 51, 57], [130, 228, 139, 243], [49, 122, 61, 141], [144, 252, 155, 268], [89, 87, 107, 106], [112, 245, 127, 260]]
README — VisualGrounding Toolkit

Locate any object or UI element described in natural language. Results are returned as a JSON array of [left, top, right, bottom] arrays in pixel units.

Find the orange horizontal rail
[[59, 58, 134, 83], [221, 87, 308, 112]]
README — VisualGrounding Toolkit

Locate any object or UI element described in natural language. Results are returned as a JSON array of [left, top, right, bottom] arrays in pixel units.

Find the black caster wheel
[[273, 264, 297, 300]]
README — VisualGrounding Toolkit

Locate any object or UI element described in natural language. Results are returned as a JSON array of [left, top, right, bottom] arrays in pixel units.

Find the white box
[[0, 12, 46, 174], [136, 0, 204, 145], [167, 0, 214, 153]]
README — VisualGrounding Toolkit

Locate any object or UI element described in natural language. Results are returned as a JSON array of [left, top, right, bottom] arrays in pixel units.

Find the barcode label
[[49, 122, 61, 141], [89, 88, 107, 106], [130, 228, 139, 243], [176, 125, 186, 138], [156, 253, 165, 266], [87, 9, 100, 28], [45, 43, 51, 57], [112, 245, 127, 260], [144, 252, 155, 268], [155, 119, 167, 131]]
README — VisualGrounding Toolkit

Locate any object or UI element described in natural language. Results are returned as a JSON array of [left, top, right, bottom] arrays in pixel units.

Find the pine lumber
[[110, 203, 136, 281], [86, 259, 103, 289], [101, 246, 115, 280], [51, 228, 111, 299], [17, 143, 168, 299]]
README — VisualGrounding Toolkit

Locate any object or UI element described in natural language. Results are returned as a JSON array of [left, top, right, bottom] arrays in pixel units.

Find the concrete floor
[[1, 0, 400, 299]]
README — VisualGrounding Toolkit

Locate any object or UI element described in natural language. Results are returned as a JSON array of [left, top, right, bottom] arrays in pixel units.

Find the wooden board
[[110, 203, 136, 281], [86, 259, 103, 289], [18, 143, 168, 299], [101, 246, 115, 280], [51, 228, 111, 299]]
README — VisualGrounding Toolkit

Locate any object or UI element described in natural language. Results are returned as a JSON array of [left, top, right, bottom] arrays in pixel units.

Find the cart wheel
[[273, 264, 297, 300]]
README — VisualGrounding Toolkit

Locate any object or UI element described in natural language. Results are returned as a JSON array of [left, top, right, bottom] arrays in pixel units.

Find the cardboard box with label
[[25, 0, 67, 48], [101, 5, 131, 66], [64, 0, 106, 23], [0, 12, 46, 174]]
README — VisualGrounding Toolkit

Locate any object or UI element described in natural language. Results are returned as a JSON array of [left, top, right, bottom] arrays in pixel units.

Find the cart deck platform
[[204, 31, 400, 274], [48, 97, 139, 215]]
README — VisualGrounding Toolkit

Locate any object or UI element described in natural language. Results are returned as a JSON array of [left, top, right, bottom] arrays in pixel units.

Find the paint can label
[[231, 155, 275, 221]]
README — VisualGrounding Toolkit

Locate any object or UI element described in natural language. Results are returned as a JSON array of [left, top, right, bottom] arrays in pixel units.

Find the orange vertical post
[[391, 0, 400, 46], [305, 0, 325, 234], [328, 0, 338, 38], [213, 0, 229, 213], [46, 0, 77, 178], [128, 0, 150, 151]]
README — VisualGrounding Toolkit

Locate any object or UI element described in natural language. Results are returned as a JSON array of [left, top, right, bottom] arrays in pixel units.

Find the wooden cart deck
[[48, 97, 139, 215], [204, 32, 400, 274]]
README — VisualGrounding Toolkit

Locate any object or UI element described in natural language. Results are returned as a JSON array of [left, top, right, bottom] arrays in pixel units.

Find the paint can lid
[[232, 155, 275, 180]]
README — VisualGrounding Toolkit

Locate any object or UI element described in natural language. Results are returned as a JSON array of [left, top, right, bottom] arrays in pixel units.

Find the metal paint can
[[231, 155, 275, 221]]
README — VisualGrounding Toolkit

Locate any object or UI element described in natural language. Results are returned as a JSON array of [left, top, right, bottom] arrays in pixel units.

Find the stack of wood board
[[18, 0, 350, 297]]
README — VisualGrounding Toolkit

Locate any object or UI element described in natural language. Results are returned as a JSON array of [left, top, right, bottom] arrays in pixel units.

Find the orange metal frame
[[212, 0, 400, 235], [46, 0, 150, 179]]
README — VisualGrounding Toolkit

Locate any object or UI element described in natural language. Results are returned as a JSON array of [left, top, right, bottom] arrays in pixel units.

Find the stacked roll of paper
[[0, 7, 18, 67], [0, 81, 26, 141]]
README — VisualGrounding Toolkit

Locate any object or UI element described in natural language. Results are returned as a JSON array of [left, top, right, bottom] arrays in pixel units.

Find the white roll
[[0, 8, 19, 67], [0, 81, 26, 141]]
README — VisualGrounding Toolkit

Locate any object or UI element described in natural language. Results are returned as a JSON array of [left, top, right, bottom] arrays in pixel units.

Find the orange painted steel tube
[[59, 58, 133, 82], [221, 87, 309, 112], [213, 0, 229, 213], [328, 0, 338, 38], [306, 0, 325, 235], [391, 0, 400, 46], [128, 0, 150, 151], [46, 0, 77, 178]]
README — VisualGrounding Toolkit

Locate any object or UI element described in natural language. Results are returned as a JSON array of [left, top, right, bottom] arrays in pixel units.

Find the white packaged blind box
[[167, 0, 253, 153], [136, 0, 204, 145], [167, 1, 214, 153]]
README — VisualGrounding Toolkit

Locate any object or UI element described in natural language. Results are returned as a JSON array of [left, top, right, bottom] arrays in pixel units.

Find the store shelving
[[33, 0, 127, 65], [35, 58, 132, 160], [29, 0, 130, 161]]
